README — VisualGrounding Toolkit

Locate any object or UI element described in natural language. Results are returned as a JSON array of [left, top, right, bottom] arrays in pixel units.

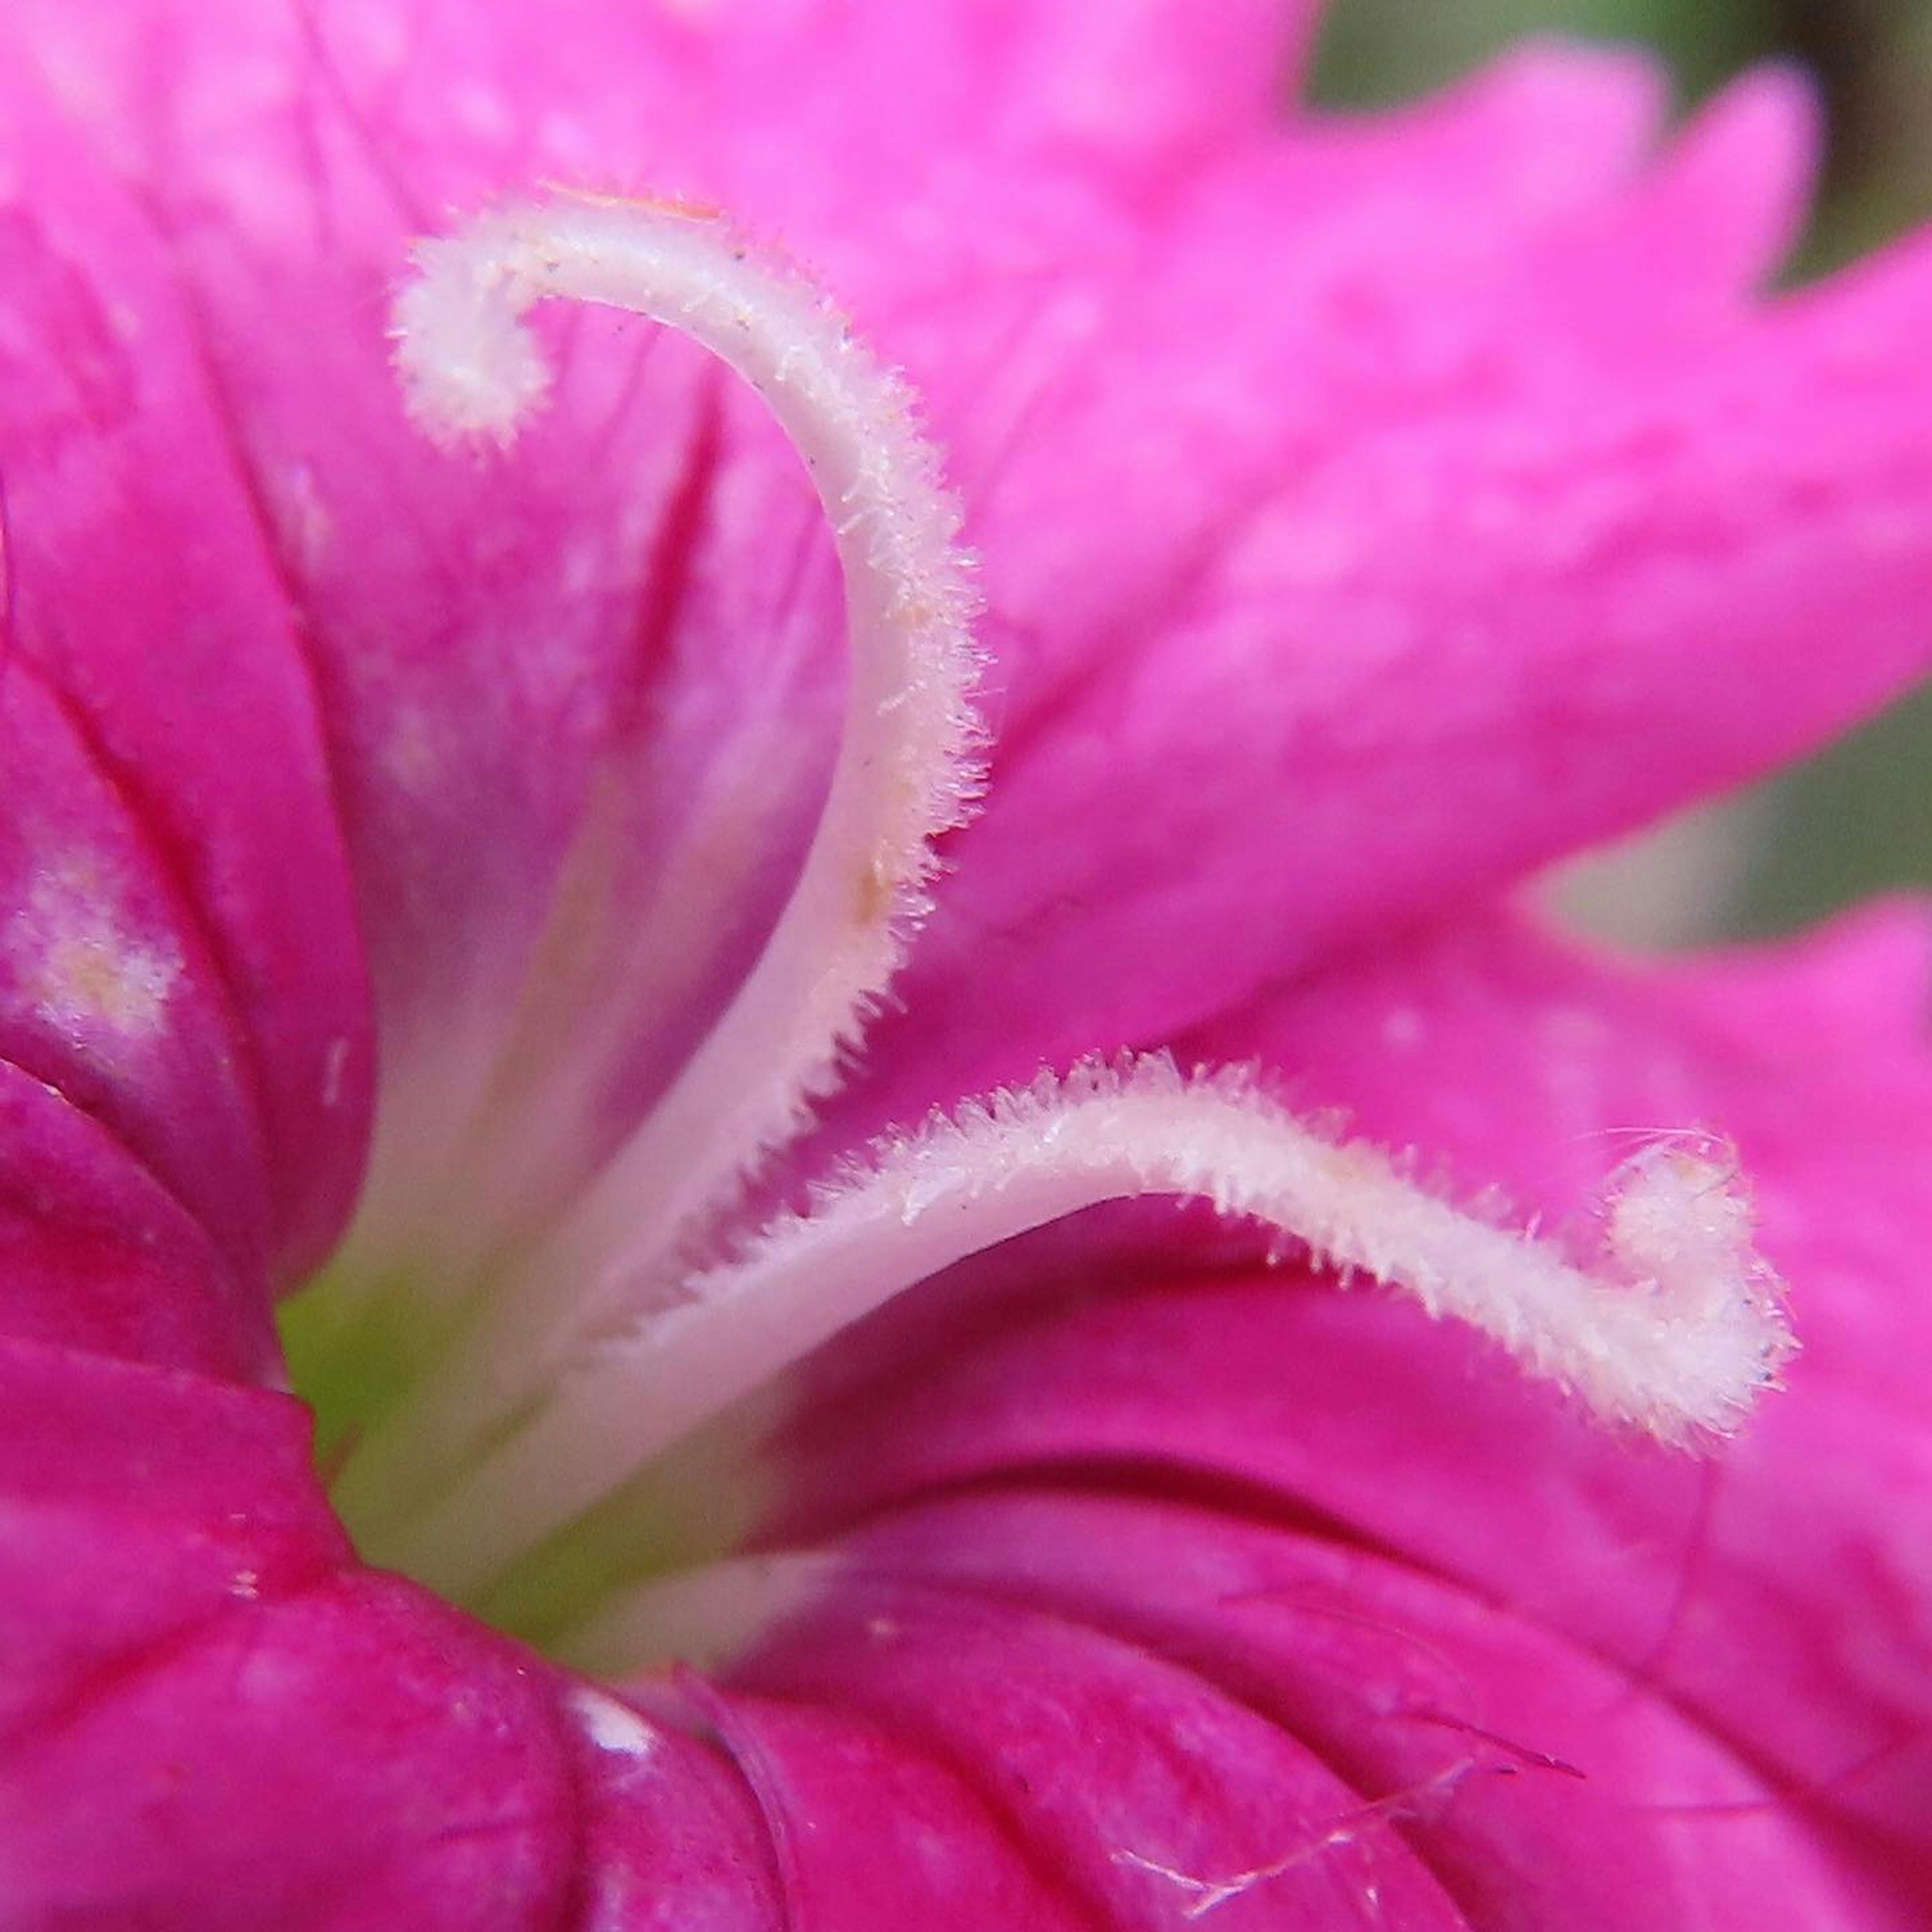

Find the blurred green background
[[1312, 0, 1932, 946]]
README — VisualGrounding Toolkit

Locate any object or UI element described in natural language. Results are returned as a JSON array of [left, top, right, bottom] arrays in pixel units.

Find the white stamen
[[339, 194, 981, 1517], [392, 207, 980, 1221], [370, 1055, 1792, 1601]]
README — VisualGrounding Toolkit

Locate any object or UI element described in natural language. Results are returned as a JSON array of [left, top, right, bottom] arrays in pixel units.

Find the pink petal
[[6, 0, 1314, 198], [724, 1492, 1912, 1927], [765, 905, 1932, 1911], [847, 59, 1931, 1106], [0, 117, 372, 1295], [717, 1581, 1473, 1928], [685, 1679, 1096, 1929], [0, 1064, 270, 1377], [2, 660, 275, 1293], [0, 1336, 783, 1927], [0, 1571, 573, 1928]]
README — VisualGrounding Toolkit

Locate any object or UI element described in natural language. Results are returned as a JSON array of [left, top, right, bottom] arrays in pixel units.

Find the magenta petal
[[0, 1065, 270, 1377], [53, 0, 1315, 191], [0, 1338, 345, 1739], [0, 1570, 576, 1930], [829, 60, 1932, 1105], [774, 1489, 1914, 1929], [687, 1682, 1093, 1929], [721, 1581, 1471, 1929], [0, 1336, 790, 1927], [605, 0, 1320, 182], [0, 121, 372, 1290], [2, 664, 273, 1289], [0, 10, 822, 1252], [0, 21, 869, 1228]]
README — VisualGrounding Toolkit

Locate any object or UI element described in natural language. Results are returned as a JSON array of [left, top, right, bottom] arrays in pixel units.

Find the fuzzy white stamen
[[339, 194, 982, 1517], [400, 192, 979, 1274], [371, 1056, 1793, 1601]]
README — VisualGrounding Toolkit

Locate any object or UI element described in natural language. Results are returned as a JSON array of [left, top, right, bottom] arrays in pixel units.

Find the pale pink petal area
[[763, 906, 1932, 1911], [0, 117, 372, 1295], [0, 1336, 784, 1928], [4, 0, 1313, 205]]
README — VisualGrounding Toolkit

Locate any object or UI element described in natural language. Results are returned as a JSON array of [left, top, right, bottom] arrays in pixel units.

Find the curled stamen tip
[[392, 229, 553, 447], [1595, 1135, 1797, 1440], [1604, 1137, 1751, 1290]]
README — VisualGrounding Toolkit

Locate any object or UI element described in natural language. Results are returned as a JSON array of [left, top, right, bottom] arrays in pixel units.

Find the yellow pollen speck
[[854, 854, 894, 927], [10, 869, 182, 1039], [32, 932, 179, 1036]]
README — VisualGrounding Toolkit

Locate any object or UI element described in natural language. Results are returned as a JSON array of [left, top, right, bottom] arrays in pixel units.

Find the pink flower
[[2, 2, 1929, 1925]]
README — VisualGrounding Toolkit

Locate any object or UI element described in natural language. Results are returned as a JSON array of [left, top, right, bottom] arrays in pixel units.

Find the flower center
[[278, 195, 1795, 1670]]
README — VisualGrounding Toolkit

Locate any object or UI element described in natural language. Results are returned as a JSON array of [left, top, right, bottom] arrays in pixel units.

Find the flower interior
[[276, 193, 1797, 1670]]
